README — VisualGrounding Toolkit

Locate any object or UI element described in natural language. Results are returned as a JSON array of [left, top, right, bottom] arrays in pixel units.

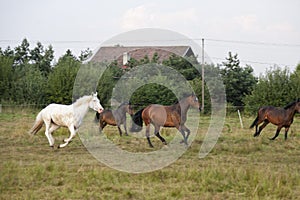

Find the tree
[[290, 63, 300, 98], [244, 66, 293, 114], [11, 64, 46, 104], [30, 42, 54, 76], [162, 54, 200, 80], [221, 52, 257, 109], [46, 50, 80, 104], [0, 55, 14, 102], [14, 38, 30, 67], [79, 48, 93, 62], [96, 61, 123, 106]]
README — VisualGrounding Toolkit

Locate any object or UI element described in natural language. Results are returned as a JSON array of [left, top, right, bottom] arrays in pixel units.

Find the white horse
[[29, 92, 104, 148]]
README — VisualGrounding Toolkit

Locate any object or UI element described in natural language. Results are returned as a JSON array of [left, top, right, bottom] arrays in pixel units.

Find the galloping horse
[[250, 99, 300, 140], [131, 94, 201, 147], [95, 102, 134, 136], [29, 92, 104, 148]]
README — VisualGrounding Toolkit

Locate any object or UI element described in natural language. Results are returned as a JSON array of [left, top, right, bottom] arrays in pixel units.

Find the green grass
[[1, 111, 300, 199]]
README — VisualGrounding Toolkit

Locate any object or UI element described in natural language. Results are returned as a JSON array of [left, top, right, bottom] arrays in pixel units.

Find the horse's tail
[[249, 115, 259, 129], [130, 108, 144, 132], [29, 111, 44, 135]]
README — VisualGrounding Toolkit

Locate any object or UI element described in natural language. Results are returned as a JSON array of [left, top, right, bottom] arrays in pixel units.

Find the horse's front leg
[[123, 122, 129, 136], [284, 127, 290, 140], [117, 125, 123, 136], [59, 125, 76, 148], [99, 121, 106, 133], [181, 125, 191, 141], [177, 125, 188, 146], [269, 126, 282, 140]]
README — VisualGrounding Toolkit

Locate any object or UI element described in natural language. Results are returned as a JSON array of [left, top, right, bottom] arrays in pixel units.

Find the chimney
[[123, 52, 130, 65]]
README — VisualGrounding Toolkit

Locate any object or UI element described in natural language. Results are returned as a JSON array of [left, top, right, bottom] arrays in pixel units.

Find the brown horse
[[250, 99, 300, 140], [95, 102, 134, 136], [130, 94, 201, 147]]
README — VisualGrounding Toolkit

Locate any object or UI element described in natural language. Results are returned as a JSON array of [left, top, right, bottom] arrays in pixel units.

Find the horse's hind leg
[[254, 120, 269, 137], [145, 124, 154, 148], [44, 120, 55, 147], [270, 127, 282, 140], [154, 125, 167, 145], [48, 124, 60, 146]]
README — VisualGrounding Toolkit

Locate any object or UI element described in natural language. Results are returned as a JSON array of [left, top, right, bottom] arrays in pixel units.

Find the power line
[[0, 38, 298, 67], [203, 38, 300, 48], [209, 56, 295, 67], [0, 38, 300, 48]]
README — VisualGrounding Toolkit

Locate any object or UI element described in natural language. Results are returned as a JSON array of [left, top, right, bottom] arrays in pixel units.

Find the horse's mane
[[118, 102, 130, 108], [73, 95, 93, 107], [284, 99, 300, 109], [174, 93, 195, 104]]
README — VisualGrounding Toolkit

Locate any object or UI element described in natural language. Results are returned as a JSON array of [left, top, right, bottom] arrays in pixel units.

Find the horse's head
[[90, 92, 104, 113], [127, 103, 135, 116], [119, 102, 134, 116], [187, 94, 201, 111]]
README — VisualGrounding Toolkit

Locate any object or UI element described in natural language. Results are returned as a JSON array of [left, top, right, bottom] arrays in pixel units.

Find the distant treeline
[[0, 39, 299, 114]]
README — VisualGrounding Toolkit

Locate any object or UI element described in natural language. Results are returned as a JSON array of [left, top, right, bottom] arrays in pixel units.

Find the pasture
[[1, 108, 300, 199]]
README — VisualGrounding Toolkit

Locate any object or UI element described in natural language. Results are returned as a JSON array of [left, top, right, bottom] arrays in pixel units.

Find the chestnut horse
[[95, 102, 134, 136], [131, 94, 201, 147], [250, 99, 300, 140]]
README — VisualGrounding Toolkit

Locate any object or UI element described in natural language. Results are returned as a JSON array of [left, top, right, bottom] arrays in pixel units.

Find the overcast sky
[[0, 0, 299, 75]]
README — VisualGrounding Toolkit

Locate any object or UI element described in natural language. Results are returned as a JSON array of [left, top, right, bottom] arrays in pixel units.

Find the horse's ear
[[92, 92, 98, 96]]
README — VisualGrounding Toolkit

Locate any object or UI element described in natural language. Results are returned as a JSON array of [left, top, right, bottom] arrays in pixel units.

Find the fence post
[[237, 109, 244, 129]]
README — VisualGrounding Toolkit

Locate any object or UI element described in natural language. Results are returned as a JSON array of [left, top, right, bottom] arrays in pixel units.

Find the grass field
[[1, 108, 300, 199]]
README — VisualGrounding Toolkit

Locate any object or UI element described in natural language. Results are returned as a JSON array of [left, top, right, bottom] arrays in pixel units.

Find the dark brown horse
[[130, 94, 201, 147], [95, 102, 134, 136], [250, 99, 300, 140]]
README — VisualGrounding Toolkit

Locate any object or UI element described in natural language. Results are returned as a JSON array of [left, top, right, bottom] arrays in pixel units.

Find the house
[[90, 46, 196, 67]]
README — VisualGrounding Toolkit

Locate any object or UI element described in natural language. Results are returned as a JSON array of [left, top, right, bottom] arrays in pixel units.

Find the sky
[[0, 0, 299, 75]]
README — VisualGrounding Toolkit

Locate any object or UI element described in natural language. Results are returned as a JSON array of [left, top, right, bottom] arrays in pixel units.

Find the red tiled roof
[[90, 46, 195, 64]]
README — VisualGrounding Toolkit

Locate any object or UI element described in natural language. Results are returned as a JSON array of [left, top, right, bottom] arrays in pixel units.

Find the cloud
[[120, 4, 199, 31], [234, 14, 258, 31]]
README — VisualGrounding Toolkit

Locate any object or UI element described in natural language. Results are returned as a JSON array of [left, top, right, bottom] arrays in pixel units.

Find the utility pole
[[201, 38, 205, 111]]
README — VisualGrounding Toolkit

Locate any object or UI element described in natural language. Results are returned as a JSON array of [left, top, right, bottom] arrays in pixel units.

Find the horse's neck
[[174, 100, 190, 117], [113, 107, 125, 119], [73, 102, 89, 126], [285, 104, 297, 119]]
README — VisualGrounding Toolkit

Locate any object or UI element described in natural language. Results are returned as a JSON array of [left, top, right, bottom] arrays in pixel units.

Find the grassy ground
[[1, 109, 300, 199]]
